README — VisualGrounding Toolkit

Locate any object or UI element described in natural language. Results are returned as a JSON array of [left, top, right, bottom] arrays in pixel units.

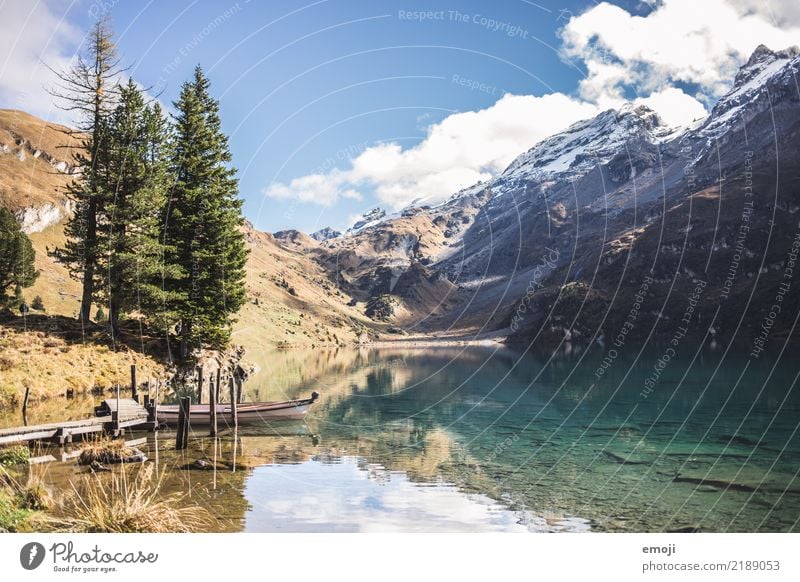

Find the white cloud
[[561, 0, 800, 103], [264, 169, 362, 206], [267, 0, 800, 215], [265, 93, 599, 209], [0, 1, 82, 121], [730, 0, 800, 28], [636, 87, 708, 127]]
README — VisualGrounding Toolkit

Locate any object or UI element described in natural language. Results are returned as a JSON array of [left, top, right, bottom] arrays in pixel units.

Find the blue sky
[[1, 0, 798, 234]]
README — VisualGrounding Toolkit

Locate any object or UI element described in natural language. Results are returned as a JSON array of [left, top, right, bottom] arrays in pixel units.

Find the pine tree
[[0, 207, 38, 301], [101, 80, 175, 340], [50, 17, 122, 324], [164, 66, 248, 357]]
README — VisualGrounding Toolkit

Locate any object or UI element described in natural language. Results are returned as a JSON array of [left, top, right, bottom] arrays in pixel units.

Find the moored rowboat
[[158, 392, 319, 426]]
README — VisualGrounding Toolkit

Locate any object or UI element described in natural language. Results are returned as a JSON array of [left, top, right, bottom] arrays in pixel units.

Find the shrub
[[0, 487, 32, 532], [31, 296, 44, 310], [0, 445, 30, 466]]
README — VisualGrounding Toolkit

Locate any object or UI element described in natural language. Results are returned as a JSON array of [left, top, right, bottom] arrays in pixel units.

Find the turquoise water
[[239, 345, 800, 532]]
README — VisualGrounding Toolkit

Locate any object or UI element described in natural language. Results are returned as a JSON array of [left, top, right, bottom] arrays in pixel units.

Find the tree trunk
[[109, 300, 120, 343], [179, 319, 191, 359], [79, 198, 97, 323]]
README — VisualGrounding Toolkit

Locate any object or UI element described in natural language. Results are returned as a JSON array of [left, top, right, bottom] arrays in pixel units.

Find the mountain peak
[[311, 226, 342, 242], [733, 44, 799, 89], [701, 44, 799, 138], [349, 207, 387, 232], [501, 101, 668, 184], [745, 44, 776, 67]]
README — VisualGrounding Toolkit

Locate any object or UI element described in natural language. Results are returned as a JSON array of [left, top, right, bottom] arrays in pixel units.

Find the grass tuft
[[77, 437, 136, 465], [57, 464, 210, 533]]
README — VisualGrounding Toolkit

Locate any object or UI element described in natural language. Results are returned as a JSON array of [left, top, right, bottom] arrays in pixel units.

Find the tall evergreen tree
[[0, 207, 38, 300], [165, 66, 248, 357], [50, 17, 122, 324], [101, 80, 174, 339]]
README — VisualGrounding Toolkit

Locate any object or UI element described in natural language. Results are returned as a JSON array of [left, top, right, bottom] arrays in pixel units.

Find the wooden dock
[[0, 398, 152, 446]]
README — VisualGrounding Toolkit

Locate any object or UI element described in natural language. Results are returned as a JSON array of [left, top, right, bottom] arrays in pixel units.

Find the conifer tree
[[0, 207, 38, 300], [50, 17, 122, 324], [102, 80, 174, 339], [164, 66, 248, 357]]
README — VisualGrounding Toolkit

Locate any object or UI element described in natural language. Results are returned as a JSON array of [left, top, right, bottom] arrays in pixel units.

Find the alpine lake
[[3, 345, 799, 533]]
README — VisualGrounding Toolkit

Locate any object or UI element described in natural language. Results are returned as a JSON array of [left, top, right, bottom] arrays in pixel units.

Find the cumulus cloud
[[268, 0, 800, 213], [264, 169, 362, 206], [0, 1, 81, 120], [561, 0, 800, 103], [265, 94, 599, 209], [635, 87, 708, 127]]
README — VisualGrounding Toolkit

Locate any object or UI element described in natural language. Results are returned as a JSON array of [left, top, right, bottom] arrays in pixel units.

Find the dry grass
[[0, 467, 52, 531], [0, 324, 164, 408], [0, 109, 79, 211], [15, 471, 53, 511], [78, 437, 136, 465], [57, 464, 210, 533]]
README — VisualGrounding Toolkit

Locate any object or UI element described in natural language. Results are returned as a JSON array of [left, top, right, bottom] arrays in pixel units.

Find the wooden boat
[[157, 392, 319, 426]]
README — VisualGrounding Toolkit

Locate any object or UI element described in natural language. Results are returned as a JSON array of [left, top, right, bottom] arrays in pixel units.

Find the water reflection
[[5, 345, 800, 532], [243, 456, 590, 533], [240, 346, 800, 532]]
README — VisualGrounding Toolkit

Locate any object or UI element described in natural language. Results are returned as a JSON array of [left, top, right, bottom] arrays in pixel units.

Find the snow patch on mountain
[[699, 45, 799, 139], [311, 227, 342, 242]]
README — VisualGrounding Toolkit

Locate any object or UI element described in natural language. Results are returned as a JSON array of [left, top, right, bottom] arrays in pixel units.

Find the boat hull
[[157, 396, 317, 426]]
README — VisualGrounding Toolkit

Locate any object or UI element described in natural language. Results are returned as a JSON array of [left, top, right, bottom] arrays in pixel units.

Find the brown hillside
[[0, 109, 79, 212]]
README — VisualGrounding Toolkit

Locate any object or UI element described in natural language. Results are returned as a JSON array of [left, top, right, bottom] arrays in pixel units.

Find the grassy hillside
[[0, 107, 390, 407]]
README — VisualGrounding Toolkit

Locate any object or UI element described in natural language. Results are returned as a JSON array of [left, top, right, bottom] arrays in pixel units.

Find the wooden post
[[235, 376, 243, 404], [175, 401, 185, 450], [196, 365, 203, 405], [176, 396, 190, 450], [130, 364, 138, 402], [228, 376, 238, 428], [113, 383, 121, 433], [215, 368, 221, 404], [21, 386, 30, 427], [152, 380, 159, 431], [209, 378, 218, 437]]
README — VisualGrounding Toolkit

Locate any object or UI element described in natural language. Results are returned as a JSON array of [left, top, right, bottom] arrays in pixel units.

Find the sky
[[1, 0, 799, 234]]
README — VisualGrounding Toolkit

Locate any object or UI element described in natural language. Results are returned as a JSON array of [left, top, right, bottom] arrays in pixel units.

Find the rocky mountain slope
[[4, 45, 799, 354], [309, 45, 800, 348]]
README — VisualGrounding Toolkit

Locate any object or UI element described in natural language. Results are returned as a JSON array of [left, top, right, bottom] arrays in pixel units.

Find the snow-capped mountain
[[305, 45, 800, 343], [699, 45, 800, 140], [310, 227, 342, 242], [501, 103, 673, 186], [347, 207, 387, 233]]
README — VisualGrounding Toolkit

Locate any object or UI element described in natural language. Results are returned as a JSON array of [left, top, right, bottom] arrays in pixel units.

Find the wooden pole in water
[[215, 368, 221, 404], [209, 378, 217, 437], [152, 380, 159, 430], [229, 375, 238, 428], [235, 376, 243, 404], [176, 396, 190, 450], [21, 385, 30, 427], [113, 383, 121, 434], [175, 401, 184, 449], [130, 364, 138, 402], [196, 365, 203, 405]]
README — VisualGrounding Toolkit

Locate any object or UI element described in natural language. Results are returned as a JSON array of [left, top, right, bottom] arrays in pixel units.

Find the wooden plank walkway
[[0, 398, 151, 446]]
